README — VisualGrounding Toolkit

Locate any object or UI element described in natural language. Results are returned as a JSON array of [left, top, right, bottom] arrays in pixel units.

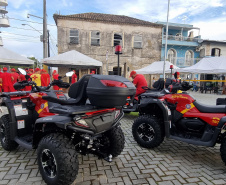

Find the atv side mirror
[[18, 68, 26, 75], [66, 71, 74, 77]]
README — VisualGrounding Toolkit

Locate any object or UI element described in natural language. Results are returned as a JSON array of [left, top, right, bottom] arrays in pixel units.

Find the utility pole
[[43, 0, 48, 59]]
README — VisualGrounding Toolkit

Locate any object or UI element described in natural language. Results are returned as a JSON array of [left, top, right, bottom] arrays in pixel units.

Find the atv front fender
[[139, 98, 170, 137]]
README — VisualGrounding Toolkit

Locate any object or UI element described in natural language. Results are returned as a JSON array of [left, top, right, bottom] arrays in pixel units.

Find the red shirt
[[133, 74, 147, 96], [11, 72, 19, 84], [19, 74, 26, 81], [1, 72, 13, 86], [71, 74, 77, 84], [41, 74, 50, 87], [52, 74, 59, 90]]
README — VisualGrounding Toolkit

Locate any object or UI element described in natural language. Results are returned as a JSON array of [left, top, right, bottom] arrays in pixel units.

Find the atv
[[132, 80, 226, 165], [0, 69, 136, 185]]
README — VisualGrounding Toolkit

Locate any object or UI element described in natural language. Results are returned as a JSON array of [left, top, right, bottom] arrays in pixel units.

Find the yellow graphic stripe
[[37, 102, 48, 114], [181, 103, 195, 114]]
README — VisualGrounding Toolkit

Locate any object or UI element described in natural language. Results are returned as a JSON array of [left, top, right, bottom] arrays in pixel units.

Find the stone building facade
[[53, 13, 162, 86], [200, 40, 226, 58]]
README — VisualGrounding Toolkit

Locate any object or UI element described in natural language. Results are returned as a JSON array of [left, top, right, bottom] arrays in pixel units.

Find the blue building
[[157, 22, 202, 69]]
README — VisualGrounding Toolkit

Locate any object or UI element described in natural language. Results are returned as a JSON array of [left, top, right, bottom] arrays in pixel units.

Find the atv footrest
[[15, 136, 32, 149]]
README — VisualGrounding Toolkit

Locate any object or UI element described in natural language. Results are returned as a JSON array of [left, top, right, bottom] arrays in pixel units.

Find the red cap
[[53, 70, 57, 74], [130, 71, 136, 77], [41, 69, 46, 72], [3, 67, 7, 71], [35, 68, 40, 72], [11, 68, 16, 72], [29, 69, 33, 72], [174, 72, 180, 75]]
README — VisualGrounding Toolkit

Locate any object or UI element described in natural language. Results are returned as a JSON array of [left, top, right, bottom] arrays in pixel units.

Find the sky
[[1, 0, 226, 61]]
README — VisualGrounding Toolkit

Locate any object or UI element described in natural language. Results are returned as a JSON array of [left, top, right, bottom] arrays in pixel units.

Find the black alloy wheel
[[41, 149, 57, 178], [0, 115, 18, 151], [132, 115, 164, 148], [0, 122, 6, 143], [137, 122, 155, 142]]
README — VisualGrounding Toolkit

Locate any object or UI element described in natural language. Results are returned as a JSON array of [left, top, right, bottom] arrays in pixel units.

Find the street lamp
[[170, 64, 173, 76], [115, 45, 122, 76]]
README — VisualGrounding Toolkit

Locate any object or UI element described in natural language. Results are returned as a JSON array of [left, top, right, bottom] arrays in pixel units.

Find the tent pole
[[163, 0, 170, 82]]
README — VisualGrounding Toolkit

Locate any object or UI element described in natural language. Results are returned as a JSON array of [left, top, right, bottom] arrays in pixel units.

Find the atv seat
[[42, 75, 91, 106], [49, 104, 95, 115], [141, 90, 165, 98], [193, 101, 226, 113]]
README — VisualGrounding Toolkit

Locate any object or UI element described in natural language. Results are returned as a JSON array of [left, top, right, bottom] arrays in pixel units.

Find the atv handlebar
[[13, 78, 70, 93]]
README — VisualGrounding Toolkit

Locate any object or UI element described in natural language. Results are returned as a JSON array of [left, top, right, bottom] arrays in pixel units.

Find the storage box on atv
[[87, 75, 136, 107]]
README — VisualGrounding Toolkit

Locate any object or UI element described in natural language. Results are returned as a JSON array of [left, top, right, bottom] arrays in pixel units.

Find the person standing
[[130, 71, 147, 98], [41, 69, 50, 87], [31, 68, 41, 86], [192, 78, 199, 92], [0, 68, 2, 93], [71, 70, 77, 84], [52, 70, 60, 90], [1, 67, 14, 92], [11, 68, 19, 84]]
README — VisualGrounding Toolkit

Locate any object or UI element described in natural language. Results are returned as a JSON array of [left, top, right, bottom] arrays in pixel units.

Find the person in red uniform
[[90, 70, 95, 74], [0, 68, 2, 93], [71, 70, 77, 84], [1, 67, 15, 92], [52, 70, 60, 90], [11, 68, 19, 84], [130, 71, 147, 98], [41, 69, 50, 87]]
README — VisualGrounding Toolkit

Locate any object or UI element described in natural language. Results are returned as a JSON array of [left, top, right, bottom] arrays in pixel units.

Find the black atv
[[0, 71, 136, 185]]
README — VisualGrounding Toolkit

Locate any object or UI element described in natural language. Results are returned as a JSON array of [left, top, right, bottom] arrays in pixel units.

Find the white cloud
[[193, 17, 226, 40]]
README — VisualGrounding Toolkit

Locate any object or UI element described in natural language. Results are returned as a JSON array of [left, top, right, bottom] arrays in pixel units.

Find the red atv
[[0, 69, 136, 185], [132, 81, 226, 165]]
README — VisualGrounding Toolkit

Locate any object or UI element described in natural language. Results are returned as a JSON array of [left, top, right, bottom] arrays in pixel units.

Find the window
[[134, 35, 142, 48], [91, 31, 100, 46], [211, 48, 221, 56], [185, 50, 194, 66], [167, 49, 176, 65], [70, 29, 79, 44], [114, 33, 123, 47], [113, 66, 122, 76]]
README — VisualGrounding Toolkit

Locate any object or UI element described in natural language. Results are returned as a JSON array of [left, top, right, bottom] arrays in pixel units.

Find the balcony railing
[[162, 57, 201, 67], [163, 35, 199, 42]]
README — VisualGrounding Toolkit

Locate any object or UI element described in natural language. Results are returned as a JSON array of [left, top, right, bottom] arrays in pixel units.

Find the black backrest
[[68, 75, 91, 104], [153, 78, 164, 90]]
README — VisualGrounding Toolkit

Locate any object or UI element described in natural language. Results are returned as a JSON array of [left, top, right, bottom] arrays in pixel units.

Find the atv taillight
[[74, 119, 89, 128], [115, 110, 121, 119], [100, 80, 127, 88]]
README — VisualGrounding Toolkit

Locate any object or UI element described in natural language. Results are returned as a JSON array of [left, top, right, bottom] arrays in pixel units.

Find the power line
[[1, 32, 40, 38], [8, 17, 56, 27], [1, 37, 40, 43], [8, 26, 43, 32]]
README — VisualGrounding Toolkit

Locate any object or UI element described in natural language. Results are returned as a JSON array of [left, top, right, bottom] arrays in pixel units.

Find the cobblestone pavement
[[1, 92, 226, 185]]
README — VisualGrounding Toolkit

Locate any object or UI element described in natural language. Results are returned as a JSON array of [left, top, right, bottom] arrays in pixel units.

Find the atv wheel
[[0, 114, 18, 151], [37, 133, 79, 185], [98, 126, 125, 158], [132, 115, 164, 148], [220, 137, 226, 165]]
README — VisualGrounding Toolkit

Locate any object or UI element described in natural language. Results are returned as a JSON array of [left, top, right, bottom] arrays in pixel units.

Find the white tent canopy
[[136, 61, 179, 74], [0, 46, 34, 66], [178, 57, 226, 74], [42, 50, 102, 67]]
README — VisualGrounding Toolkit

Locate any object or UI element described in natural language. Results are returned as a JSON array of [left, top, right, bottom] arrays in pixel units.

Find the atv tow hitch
[[104, 154, 112, 162]]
